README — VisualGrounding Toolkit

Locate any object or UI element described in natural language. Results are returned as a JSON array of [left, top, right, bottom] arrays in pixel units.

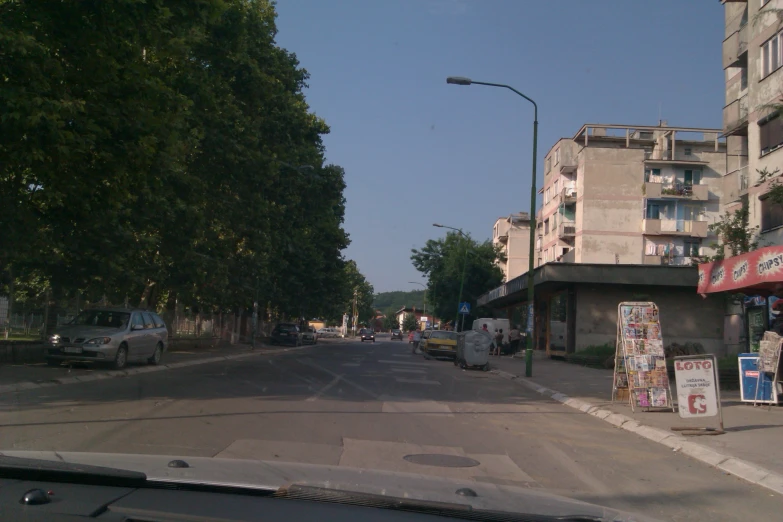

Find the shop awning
[[697, 246, 783, 296]]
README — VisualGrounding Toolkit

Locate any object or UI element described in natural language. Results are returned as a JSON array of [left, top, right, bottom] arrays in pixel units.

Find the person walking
[[494, 328, 504, 356], [509, 325, 521, 355]]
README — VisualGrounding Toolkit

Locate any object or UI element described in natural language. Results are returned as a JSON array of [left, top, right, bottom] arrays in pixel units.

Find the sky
[[273, 0, 725, 293]]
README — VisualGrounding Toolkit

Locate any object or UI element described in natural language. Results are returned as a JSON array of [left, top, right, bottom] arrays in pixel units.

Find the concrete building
[[492, 212, 531, 282], [722, 0, 783, 245], [536, 123, 727, 267]]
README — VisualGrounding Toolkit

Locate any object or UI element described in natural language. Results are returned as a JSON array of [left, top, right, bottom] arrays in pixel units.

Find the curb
[[0, 345, 308, 396], [492, 369, 783, 496]]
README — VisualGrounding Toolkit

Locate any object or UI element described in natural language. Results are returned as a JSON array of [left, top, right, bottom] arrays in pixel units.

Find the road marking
[[395, 377, 440, 385], [298, 359, 379, 399], [390, 368, 426, 374], [306, 374, 343, 402], [377, 360, 429, 367]]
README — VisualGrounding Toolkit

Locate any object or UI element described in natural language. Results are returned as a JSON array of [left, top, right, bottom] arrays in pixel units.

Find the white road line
[[395, 377, 440, 385], [377, 360, 429, 367], [306, 374, 343, 402], [298, 359, 379, 399]]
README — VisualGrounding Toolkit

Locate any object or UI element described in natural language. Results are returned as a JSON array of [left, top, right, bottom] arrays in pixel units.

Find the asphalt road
[[0, 337, 781, 521]]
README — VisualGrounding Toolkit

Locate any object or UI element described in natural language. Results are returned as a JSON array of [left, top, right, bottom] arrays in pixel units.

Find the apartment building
[[722, 0, 783, 245], [535, 123, 727, 267], [492, 212, 531, 282]]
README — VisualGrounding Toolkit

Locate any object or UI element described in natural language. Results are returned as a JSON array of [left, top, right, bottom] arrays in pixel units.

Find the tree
[[383, 313, 399, 331], [411, 232, 503, 329], [402, 313, 418, 332], [0, 0, 350, 322], [373, 290, 425, 310]]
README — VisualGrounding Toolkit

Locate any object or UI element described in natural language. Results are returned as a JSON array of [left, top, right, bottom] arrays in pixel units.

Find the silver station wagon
[[46, 307, 168, 369]]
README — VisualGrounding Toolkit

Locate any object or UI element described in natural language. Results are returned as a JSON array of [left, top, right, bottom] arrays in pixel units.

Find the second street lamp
[[408, 281, 427, 316], [446, 76, 538, 377], [432, 223, 469, 332]]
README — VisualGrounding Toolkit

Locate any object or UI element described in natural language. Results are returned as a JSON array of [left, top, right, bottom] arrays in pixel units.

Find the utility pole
[[352, 288, 358, 337]]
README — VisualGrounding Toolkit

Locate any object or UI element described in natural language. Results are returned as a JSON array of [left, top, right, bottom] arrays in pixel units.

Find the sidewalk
[[490, 351, 783, 494]]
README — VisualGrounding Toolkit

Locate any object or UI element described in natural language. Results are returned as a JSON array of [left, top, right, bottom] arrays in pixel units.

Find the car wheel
[[46, 358, 60, 367], [113, 344, 128, 370], [148, 342, 163, 365]]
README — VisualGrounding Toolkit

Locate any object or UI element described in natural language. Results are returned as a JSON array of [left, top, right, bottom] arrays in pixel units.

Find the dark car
[[391, 329, 402, 340], [360, 328, 375, 342], [270, 323, 302, 346]]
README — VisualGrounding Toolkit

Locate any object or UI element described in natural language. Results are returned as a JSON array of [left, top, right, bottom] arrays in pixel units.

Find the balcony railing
[[558, 222, 576, 238], [723, 165, 749, 203], [644, 255, 695, 266], [642, 219, 708, 238], [723, 20, 748, 69], [559, 183, 577, 204], [723, 94, 749, 135], [644, 181, 708, 201]]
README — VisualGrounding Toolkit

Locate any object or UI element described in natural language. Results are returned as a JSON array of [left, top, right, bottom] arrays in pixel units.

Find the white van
[[472, 318, 511, 345]]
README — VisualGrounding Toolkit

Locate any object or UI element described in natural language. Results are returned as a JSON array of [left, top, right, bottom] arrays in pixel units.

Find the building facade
[[492, 212, 531, 282], [722, 0, 783, 245], [536, 123, 727, 268]]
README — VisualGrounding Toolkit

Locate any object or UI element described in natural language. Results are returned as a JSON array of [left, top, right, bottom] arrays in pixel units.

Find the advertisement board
[[674, 356, 719, 419]]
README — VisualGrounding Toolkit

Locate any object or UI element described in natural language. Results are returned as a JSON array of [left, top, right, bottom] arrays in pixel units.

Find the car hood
[[52, 325, 122, 339], [0, 451, 662, 521]]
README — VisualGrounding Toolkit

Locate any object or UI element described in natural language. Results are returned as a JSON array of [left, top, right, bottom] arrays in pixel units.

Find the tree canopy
[[410, 232, 503, 329], [0, 0, 357, 320], [373, 290, 425, 311]]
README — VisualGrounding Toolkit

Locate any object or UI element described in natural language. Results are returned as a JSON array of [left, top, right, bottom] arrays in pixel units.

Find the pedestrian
[[494, 329, 504, 356], [482, 324, 489, 332], [509, 325, 521, 354]]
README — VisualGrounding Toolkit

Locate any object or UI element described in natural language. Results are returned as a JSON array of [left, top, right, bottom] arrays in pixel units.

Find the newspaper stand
[[612, 302, 674, 413], [754, 331, 783, 409], [671, 354, 725, 435]]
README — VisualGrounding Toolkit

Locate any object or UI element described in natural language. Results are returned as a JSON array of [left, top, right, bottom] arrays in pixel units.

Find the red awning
[[698, 246, 783, 296]]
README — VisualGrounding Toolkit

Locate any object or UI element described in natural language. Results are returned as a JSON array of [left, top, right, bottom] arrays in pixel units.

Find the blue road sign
[[458, 302, 471, 315]]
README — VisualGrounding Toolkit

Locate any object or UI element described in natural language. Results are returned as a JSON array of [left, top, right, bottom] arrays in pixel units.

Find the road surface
[[0, 337, 781, 521]]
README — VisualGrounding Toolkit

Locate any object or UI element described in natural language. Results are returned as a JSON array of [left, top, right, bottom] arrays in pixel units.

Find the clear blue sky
[[273, 0, 724, 293]]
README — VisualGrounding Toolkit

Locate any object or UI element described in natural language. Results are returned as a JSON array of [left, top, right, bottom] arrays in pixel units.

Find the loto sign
[[673, 355, 722, 425]]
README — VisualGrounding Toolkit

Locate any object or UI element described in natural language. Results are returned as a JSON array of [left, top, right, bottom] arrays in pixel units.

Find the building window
[[555, 148, 561, 165], [683, 169, 701, 186], [646, 203, 661, 220], [684, 240, 700, 258], [546, 157, 551, 173], [684, 148, 692, 156], [762, 198, 783, 231], [761, 31, 781, 78], [554, 180, 559, 195], [741, 67, 748, 91], [760, 114, 783, 156], [645, 168, 661, 182]]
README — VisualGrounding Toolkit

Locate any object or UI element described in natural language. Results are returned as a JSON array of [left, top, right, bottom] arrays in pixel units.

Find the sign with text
[[674, 355, 720, 419]]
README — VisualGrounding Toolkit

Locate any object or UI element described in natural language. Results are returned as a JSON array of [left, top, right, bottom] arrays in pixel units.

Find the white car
[[316, 327, 339, 338]]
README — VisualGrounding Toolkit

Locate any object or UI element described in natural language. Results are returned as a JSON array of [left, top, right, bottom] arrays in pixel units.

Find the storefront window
[[549, 292, 568, 354]]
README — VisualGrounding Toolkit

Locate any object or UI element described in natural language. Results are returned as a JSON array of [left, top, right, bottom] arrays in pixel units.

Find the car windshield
[[70, 310, 129, 329], [3, 3, 767, 520]]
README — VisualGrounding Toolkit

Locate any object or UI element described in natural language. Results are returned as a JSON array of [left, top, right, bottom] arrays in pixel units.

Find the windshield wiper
[[0, 455, 147, 488], [274, 484, 604, 522]]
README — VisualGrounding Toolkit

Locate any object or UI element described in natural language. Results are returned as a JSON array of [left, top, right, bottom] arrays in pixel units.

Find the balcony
[[644, 255, 695, 266], [642, 219, 708, 238], [723, 166, 749, 203], [558, 222, 576, 239], [559, 183, 577, 204], [496, 232, 508, 243], [644, 182, 708, 201], [723, 20, 748, 69], [723, 94, 749, 136]]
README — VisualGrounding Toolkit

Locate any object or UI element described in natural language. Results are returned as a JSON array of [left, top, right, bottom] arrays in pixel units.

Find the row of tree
[[0, 0, 368, 322]]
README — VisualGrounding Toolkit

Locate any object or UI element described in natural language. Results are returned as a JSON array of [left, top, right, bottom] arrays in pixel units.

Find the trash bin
[[455, 330, 492, 371]]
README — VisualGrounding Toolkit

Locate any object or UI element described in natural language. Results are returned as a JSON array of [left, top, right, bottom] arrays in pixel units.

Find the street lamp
[[408, 282, 427, 316], [432, 223, 469, 332], [446, 76, 538, 377]]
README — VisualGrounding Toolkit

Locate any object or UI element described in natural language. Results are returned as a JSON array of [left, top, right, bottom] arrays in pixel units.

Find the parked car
[[46, 308, 168, 370], [317, 327, 340, 338], [301, 327, 318, 345], [271, 323, 302, 346], [360, 328, 375, 342], [420, 330, 459, 358], [391, 329, 403, 340]]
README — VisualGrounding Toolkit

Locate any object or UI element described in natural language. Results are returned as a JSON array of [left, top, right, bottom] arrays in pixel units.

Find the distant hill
[[373, 290, 425, 311]]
